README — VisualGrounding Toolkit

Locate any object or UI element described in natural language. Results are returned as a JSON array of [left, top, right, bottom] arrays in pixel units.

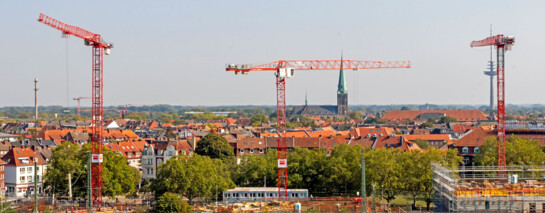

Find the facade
[[2, 148, 47, 198], [223, 187, 308, 203], [141, 140, 192, 179], [382, 110, 489, 123], [0, 159, 6, 198]]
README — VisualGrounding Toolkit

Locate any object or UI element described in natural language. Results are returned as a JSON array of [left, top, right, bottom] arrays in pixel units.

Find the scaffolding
[[433, 163, 545, 212]]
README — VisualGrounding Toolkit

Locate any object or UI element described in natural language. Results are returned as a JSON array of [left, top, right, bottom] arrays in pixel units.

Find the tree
[[401, 106, 410, 110], [44, 142, 82, 196], [152, 154, 234, 203], [250, 113, 269, 126], [159, 113, 174, 123], [438, 116, 457, 124], [475, 136, 545, 166], [195, 132, 234, 159], [155, 192, 192, 213], [365, 148, 403, 204], [232, 149, 277, 188], [45, 144, 141, 199], [413, 139, 430, 149], [364, 117, 385, 124], [102, 148, 142, 198], [348, 111, 362, 120], [400, 149, 460, 210]]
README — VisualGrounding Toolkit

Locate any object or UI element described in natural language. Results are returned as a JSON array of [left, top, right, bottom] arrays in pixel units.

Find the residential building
[[141, 140, 192, 179], [2, 148, 47, 198]]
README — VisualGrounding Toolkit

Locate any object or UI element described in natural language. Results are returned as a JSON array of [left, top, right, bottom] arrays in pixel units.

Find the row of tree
[[229, 146, 460, 210]]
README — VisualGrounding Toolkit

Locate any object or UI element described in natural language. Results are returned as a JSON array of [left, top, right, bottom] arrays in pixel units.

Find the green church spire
[[305, 89, 308, 106], [337, 53, 348, 94]]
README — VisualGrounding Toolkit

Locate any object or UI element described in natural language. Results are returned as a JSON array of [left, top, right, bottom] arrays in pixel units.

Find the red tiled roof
[[453, 126, 495, 147], [452, 124, 475, 133], [2, 147, 46, 166], [403, 134, 451, 142], [383, 110, 488, 122], [349, 127, 394, 139]]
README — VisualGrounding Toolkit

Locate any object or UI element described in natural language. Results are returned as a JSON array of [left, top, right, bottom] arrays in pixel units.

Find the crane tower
[[38, 13, 112, 209], [226, 59, 410, 198]]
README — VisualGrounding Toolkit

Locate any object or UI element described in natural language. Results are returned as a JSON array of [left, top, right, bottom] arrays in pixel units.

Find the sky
[[1, 1, 545, 107]]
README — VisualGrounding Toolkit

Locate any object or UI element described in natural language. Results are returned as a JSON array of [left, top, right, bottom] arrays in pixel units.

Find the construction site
[[433, 163, 545, 212]]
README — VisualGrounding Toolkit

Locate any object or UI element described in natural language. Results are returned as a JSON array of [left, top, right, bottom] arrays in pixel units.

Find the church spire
[[305, 89, 308, 106], [337, 52, 348, 94]]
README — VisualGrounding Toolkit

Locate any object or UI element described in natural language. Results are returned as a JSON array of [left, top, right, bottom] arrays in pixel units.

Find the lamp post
[[87, 151, 92, 213], [361, 148, 366, 213]]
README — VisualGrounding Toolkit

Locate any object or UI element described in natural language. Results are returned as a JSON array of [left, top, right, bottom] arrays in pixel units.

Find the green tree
[[475, 136, 545, 166], [250, 113, 269, 126], [438, 116, 457, 124], [159, 113, 174, 123], [364, 117, 385, 124], [413, 139, 430, 149], [401, 106, 410, 110], [44, 142, 83, 195], [155, 192, 192, 213], [365, 148, 403, 204], [348, 111, 362, 120], [152, 154, 234, 203], [232, 149, 277, 187], [102, 148, 142, 197], [45, 144, 141, 199], [288, 147, 328, 193], [195, 132, 234, 159]]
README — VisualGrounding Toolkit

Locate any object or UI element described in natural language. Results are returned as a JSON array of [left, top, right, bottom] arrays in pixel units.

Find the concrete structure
[[223, 187, 308, 203], [34, 78, 38, 120], [433, 163, 545, 212]]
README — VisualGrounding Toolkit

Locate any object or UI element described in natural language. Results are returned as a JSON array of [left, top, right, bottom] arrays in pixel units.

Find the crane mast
[[227, 59, 410, 199], [38, 13, 112, 210], [471, 34, 515, 172]]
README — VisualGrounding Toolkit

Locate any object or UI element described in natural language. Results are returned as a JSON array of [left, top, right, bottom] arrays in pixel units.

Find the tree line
[[44, 132, 461, 212]]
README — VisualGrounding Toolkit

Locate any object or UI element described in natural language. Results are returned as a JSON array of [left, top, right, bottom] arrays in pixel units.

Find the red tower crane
[[73, 97, 91, 116], [471, 35, 515, 170], [226, 59, 410, 198], [38, 13, 113, 209]]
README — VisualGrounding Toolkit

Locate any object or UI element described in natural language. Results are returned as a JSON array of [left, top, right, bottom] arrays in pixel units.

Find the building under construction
[[433, 163, 545, 212]]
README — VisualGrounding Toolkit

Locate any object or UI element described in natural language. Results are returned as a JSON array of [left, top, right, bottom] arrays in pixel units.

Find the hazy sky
[[1, 1, 544, 107]]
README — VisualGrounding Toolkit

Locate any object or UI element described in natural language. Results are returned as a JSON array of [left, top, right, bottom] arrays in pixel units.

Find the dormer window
[[474, 147, 480, 154], [240, 149, 244, 154], [462, 147, 469, 154]]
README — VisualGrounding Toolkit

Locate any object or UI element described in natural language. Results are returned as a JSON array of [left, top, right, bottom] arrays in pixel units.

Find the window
[[240, 149, 244, 154], [250, 149, 254, 153], [20, 168, 25, 173], [259, 149, 264, 153], [28, 167, 33, 173], [28, 176, 32, 183], [462, 147, 469, 154], [259, 141, 262, 145], [20, 176, 25, 182], [474, 147, 480, 154]]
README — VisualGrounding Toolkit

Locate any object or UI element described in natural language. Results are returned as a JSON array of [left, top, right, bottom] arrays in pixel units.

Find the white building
[[141, 140, 192, 179], [2, 148, 47, 198]]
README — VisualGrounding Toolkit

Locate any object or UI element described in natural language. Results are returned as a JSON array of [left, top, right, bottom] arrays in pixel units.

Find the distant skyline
[[1, 1, 545, 107]]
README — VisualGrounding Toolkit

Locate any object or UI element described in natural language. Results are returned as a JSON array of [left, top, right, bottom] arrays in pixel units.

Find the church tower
[[337, 54, 348, 115]]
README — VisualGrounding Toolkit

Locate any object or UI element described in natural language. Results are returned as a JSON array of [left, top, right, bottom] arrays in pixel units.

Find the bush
[[155, 192, 192, 213]]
